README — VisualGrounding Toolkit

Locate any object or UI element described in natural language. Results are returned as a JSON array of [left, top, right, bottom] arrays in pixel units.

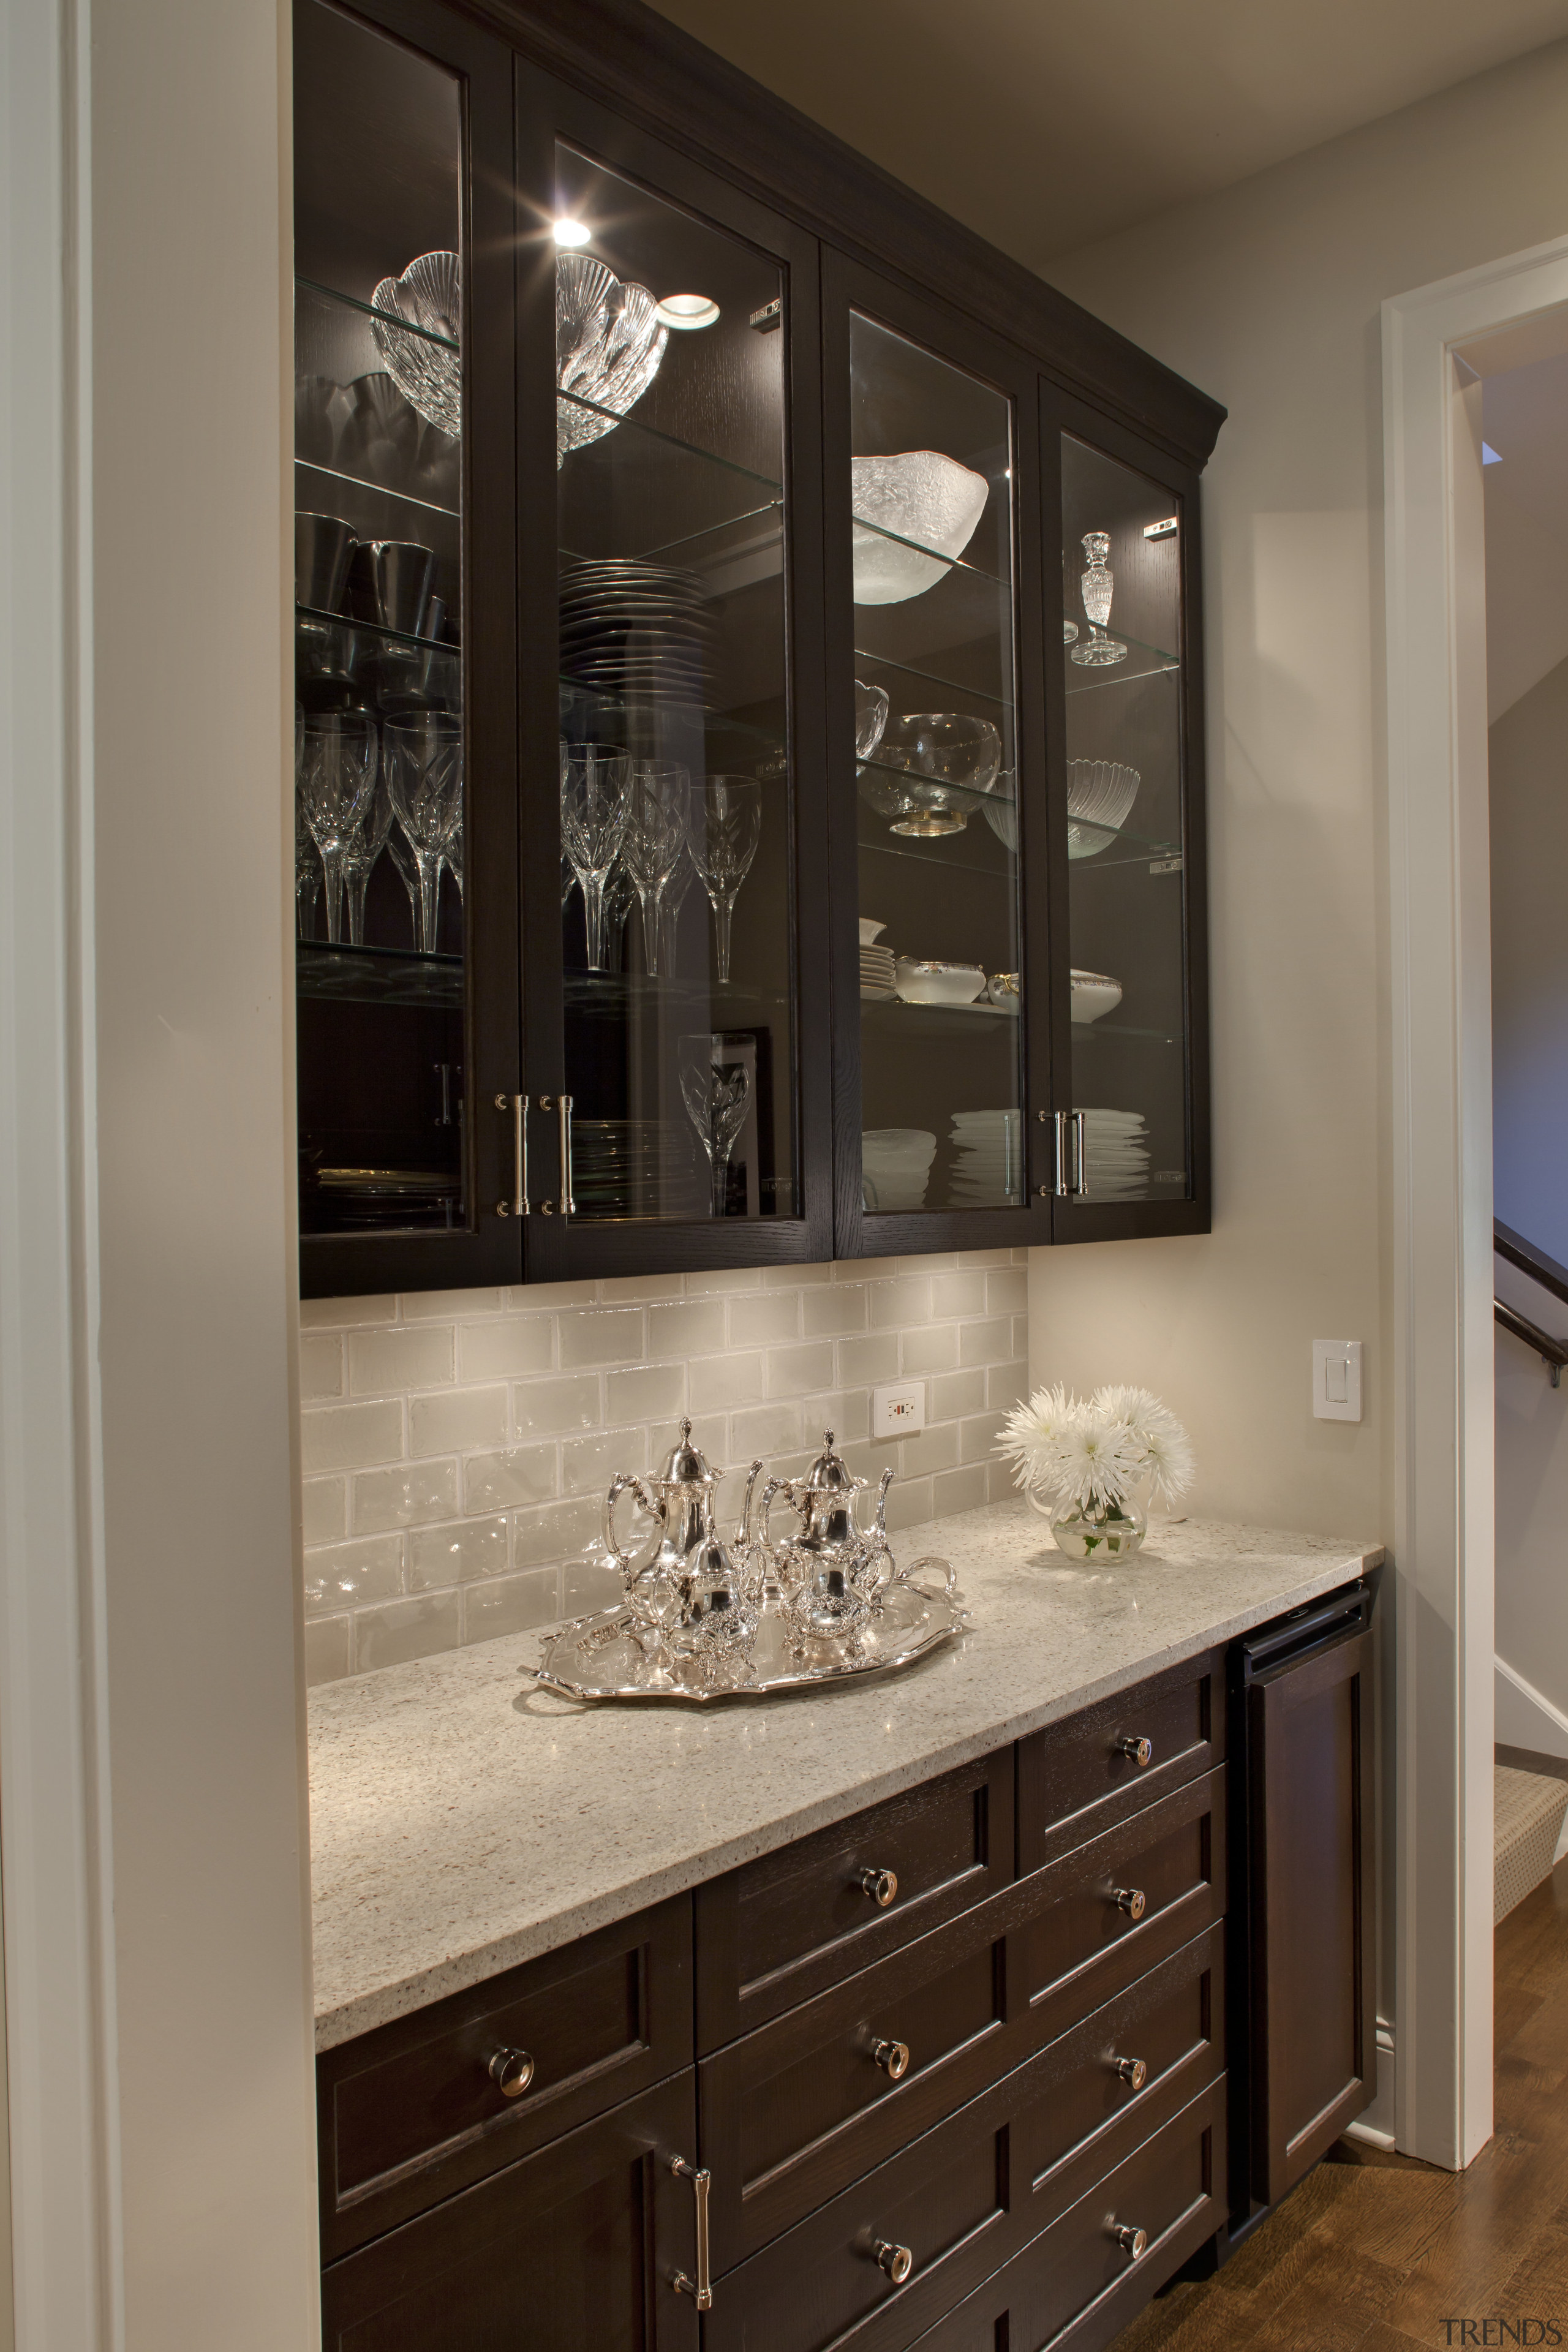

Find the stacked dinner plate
[[1080, 1108, 1150, 1200], [948, 1109, 1023, 1207], [862, 1129, 937, 1212], [558, 560, 712, 704], [860, 938, 897, 999], [571, 1120, 705, 1218]]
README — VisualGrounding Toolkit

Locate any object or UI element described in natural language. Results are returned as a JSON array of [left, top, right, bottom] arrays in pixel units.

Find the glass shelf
[[1072, 1020, 1181, 1044], [564, 970, 790, 1017], [857, 753, 1013, 818], [861, 997, 1019, 1037], [296, 454, 458, 524], [854, 646, 1011, 714], [299, 603, 459, 655], [1063, 631, 1179, 695], [298, 274, 458, 351], [851, 507, 1006, 592], [857, 834, 1014, 880], [298, 940, 462, 1009]]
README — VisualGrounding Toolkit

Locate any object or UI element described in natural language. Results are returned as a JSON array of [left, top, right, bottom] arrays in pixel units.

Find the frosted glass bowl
[[371, 252, 461, 438], [851, 451, 989, 605]]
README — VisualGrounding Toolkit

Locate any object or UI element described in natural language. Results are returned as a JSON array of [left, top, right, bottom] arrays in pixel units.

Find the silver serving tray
[[529, 1562, 965, 1706]]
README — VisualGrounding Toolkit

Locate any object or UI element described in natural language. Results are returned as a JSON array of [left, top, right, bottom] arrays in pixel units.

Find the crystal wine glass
[[680, 1044, 750, 1221], [388, 824, 420, 946], [620, 762, 688, 978], [384, 710, 462, 953], [684, 776, 762, 985], [659, 847, 695, 976], [1071, 530, 1127, 666], [559, 742, 631, 970], [298, 710, 379, 944], [295, 792, 322, 939], [441, 816, 464, 907], [341, 769, 397, 946]]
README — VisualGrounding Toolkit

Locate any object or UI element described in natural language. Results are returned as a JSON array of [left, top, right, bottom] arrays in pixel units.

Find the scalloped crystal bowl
[[1066, 758, 1140, 858], [371, 251, 461, 438], [556, 251, 668, 469], [850, 451, 989, 605]]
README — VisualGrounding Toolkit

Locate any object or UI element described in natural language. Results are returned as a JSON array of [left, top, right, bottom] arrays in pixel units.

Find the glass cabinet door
[[293, 0, 516, 1289], [1056, 429, 1197, 1218], [549, 143, 799, 1235], [845, 311, 1025, 1226]]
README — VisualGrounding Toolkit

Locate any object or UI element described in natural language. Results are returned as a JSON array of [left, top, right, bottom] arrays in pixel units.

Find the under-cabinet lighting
[[656, 293, 720, 330], [1144, 516, 1179, 539], [553, 217, 592, 247]]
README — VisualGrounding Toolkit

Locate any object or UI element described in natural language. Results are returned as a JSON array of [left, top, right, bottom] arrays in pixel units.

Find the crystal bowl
[[850, 451, 989, 605], [556, 252, 668, 468], [1066, 758, 1140, 857], [371, 252, 461, 438], [878, 712, 1001, 836]]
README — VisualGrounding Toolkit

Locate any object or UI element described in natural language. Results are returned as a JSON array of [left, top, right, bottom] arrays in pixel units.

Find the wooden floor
[[1115, 1860, 1568, 2352]]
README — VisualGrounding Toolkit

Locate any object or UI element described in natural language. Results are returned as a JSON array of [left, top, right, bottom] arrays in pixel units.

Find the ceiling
[[650, 0, 1568, 270]]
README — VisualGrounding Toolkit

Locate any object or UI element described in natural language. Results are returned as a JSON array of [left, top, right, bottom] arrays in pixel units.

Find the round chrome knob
[[872, 2037, 911, 2081], [1117, 1734, 1154, 1768], [859, 1866, 899, 1908], [1110, 2222, 1148, 2260], [1112, 2054, 1148, 2089], [1112, 1886, 1147, 1920], [488, 2047, 535, 2099], [872, 2237, 914, 2284]]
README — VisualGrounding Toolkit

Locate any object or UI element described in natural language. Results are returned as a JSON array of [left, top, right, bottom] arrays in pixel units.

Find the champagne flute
[[620, 762, 688, 978], [384, 711, 462, 953], [299, 710, 378, 944], [560, 742, 631, 971], [684, 775, 761, 984]]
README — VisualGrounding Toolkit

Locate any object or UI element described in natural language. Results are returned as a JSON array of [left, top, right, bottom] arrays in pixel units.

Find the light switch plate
[[1313, 1339, 1363, 1423], [872, 1381, 925, 1439]]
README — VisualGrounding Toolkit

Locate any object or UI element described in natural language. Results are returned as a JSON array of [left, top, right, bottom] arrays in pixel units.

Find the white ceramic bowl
[[859, 917, 887, 946], [895, 959, 987, 1008], [1069, 969, 1123, 1024], [851, 451, 989, 606]]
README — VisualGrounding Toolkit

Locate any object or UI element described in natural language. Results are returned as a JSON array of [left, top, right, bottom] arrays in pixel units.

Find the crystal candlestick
[[1070, 529, 1127, 667]]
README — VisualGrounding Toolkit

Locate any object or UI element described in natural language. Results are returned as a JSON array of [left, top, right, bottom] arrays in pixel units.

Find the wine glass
[[298, 710, 379, 944], [680, 1043, 750, 1221], [384, 711, 462, 953], [442, 816, 464, 907], [659, 846, 695, 976], [388, 824, 421, 945], [620, 762, 688, 978], [560, 742, 631, 970], [341, 770, 397, 946], [684, 776, 761, 984], [295, 793, 322, 939]]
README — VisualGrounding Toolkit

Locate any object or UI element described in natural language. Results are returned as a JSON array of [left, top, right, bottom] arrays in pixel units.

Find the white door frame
[[1384, 233, 1568, 2168]]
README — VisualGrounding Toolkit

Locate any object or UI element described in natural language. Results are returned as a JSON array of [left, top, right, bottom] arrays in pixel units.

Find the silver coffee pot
[[760, 1430, 897, 1637], [604, 1420, 764, 1640]]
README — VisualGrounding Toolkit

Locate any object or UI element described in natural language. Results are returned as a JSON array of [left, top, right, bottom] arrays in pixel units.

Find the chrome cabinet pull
[[1071, 1107, 1087, 1197], [1052, 1109, 1070, 1198], [1109, 2220, 1148, 2260], [494, 1093, 529, 1218], [872, 2037, 910, 2081], [1116, 1734, 1153, 1767], [488, 2046, 535, 2098], [537, 1093, 576, 1216], [1111, 2054, 1147, 2089], [670, 2157, 712, 2311], [1110, 1886, 1147, 1920], [858, 1865, 899, 1908], [870, 2237, 914, 2285]]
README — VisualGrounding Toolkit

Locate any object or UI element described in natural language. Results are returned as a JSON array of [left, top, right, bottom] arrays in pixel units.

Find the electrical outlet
[[872, 1381, 925, 1440]]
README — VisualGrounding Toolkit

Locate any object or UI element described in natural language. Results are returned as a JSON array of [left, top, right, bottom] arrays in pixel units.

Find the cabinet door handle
[[1052, 1110, 1071, 1198], [1111, 2054, 1147, 2089], [872, 2037, 910, 2081], [1071, 1107, 1087, 1197], [494, 1093, 529, 1218], [1109, 2220, 1148, 2260], [1110, 1886, 1147, 1920], [1116, 1733, 1153, 1767], [669, 2158, 712, 2311], [488, 2046, 535, 2098], [557, 1092, 575, 1215], [870, 2237, 914, 2285], [858, 1865, 899, 1907]]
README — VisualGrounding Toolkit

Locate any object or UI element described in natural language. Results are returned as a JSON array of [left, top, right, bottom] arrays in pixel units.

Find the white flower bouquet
[[997, 1384, 1195, 1560]]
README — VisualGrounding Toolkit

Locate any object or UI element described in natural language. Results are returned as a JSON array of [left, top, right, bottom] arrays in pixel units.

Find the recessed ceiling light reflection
[[553, 217, 592, 247], [655, 293, 720, 330]]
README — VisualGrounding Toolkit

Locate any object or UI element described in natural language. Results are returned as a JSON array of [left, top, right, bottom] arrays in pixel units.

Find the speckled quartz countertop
[[308, 1498, 1383, 2051]]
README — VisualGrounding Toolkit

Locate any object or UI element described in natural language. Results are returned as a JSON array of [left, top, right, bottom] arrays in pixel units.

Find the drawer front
[[317, 1896, 693, 2260], [1017, 1767, 1226, 2040], [696, 1750, 1014, 2052], [701, 1926, 1224, 2352], [1018, 1650, 1223, 1873]]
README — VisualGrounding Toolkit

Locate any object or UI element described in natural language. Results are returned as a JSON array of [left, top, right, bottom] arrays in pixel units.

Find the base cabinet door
[[320, 2074, 700, 2351], [1249, 1625, 1376, 2204]]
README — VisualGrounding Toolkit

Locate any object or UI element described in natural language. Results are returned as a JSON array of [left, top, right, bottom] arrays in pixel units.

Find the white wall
[[1033, 37, 1568, 1545]]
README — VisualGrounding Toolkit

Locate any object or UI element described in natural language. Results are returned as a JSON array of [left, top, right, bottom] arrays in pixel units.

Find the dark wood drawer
[[322, 2070, 700, 2352], [1017, 1649, 1224, 1872], [695, 1750, 1014, 2053], [703, 1925, 1224, 2352], [905, 2077, 1227, 2352], [316, 1896, 693, 2260]]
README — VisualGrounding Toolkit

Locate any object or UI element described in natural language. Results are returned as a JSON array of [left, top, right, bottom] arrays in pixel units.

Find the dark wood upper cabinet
[[293, 0, 1223, 1296]]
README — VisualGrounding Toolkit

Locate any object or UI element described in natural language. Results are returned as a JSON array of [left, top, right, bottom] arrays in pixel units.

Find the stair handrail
[[1495, 1218, 1568, 1313]]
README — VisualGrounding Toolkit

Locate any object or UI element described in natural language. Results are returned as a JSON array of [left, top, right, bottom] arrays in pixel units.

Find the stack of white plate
[[862, 1129, 936, 1211], [860, 940, 897, 999], [948, 1109, 1023, 1206], [1080, 1108, 1150, 1200]]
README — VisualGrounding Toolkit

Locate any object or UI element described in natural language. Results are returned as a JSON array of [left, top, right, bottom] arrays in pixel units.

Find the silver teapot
[[604, 1420, 764, 1643], [760, 1430, 896, 1638]]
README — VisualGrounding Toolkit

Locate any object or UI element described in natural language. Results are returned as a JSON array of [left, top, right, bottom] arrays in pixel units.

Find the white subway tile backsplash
[[298, 1256, 1026, 1684]]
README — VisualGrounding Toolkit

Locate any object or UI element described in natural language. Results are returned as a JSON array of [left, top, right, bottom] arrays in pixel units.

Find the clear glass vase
[[1027, 1483, 1147, 1561]]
